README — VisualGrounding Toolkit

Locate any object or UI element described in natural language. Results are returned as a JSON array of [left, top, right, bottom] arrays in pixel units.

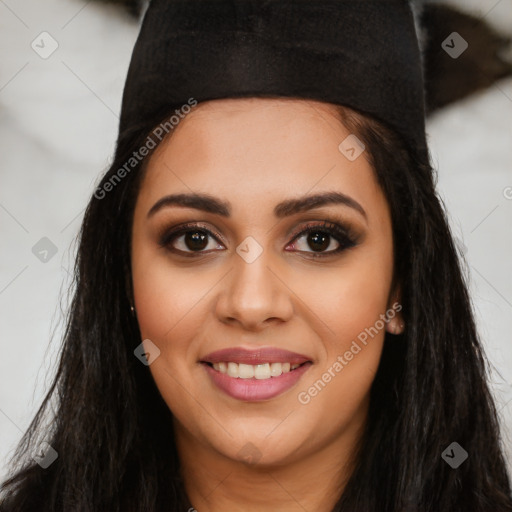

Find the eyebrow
[[147, 191, 367, 220]]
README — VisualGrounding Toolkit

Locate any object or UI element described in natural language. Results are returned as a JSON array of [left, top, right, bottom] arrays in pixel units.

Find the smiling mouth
[[203, 361, 309, 380], [201, 359, 313, 401]]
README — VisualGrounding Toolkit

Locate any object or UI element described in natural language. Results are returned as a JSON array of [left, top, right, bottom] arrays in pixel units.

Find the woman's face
[[131, 98, 402, 467]]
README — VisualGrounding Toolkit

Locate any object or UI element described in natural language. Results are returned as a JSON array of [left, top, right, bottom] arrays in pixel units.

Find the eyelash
[[158, 220, 358, 259]]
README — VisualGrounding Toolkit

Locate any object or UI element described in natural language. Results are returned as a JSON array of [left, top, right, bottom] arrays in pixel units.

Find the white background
[[1, 0, 511, 481]]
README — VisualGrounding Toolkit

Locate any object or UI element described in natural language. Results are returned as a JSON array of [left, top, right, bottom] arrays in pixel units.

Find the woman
[[1, 0, 511, 510]]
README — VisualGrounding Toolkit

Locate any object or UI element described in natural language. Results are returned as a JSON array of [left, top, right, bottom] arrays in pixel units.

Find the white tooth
[[227, 362, 239, 378], [238, 363, 255, 379], [222, 362, 297, 379], [254, 363, 271, 380], [270, 362, 283, 377], [213, 363, 220, 371]]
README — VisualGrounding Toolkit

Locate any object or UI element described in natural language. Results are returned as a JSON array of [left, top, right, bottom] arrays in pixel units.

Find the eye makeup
[[156, 216, 362, 259]]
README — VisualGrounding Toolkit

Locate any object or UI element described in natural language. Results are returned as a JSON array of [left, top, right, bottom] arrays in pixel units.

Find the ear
[[385, 283, 405, 335]]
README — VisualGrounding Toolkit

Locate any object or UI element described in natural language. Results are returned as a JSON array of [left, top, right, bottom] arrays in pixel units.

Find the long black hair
[[1, 99, 511, 511]]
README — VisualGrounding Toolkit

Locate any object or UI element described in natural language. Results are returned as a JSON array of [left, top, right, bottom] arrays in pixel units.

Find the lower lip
[[202, 362, 312, 401]]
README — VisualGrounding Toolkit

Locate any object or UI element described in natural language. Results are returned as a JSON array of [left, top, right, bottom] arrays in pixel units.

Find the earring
[[393, 321, 405, 335], [130, 305, 136, 316]]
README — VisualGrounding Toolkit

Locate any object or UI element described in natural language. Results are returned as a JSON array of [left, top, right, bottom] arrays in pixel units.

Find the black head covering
[[119, 0, 427, 160]]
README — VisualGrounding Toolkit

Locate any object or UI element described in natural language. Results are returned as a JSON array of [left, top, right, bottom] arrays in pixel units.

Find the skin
[[131, 97, 404, 511]]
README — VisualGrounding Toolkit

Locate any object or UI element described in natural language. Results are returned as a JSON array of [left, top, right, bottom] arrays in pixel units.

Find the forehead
[[138, 97, 384, 219]]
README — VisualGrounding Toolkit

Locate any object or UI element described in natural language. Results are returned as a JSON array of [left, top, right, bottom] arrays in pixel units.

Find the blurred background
[[1, 0, 511, 481]]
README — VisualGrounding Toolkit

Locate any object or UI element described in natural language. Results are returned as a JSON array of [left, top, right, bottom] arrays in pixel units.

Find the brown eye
[[159, 220, 357, 259], [182, 230, 209, 251], [303, 231, 336, 252], [287, 221, 357, 257], [159, 224, 225, 256]]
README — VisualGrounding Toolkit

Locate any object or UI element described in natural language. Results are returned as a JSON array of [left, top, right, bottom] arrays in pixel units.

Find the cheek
[[131, 257, 211, 422], [292, 245, 393, 348], [131, 252, 209, 359], [293, 240, 394, 422]]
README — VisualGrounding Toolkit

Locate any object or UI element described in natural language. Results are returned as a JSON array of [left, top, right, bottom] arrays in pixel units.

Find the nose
[[215, 247, 294, 332]]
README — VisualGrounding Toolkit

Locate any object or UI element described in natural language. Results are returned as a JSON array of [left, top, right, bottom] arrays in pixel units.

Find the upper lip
[[200, 347, 311, 365]]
